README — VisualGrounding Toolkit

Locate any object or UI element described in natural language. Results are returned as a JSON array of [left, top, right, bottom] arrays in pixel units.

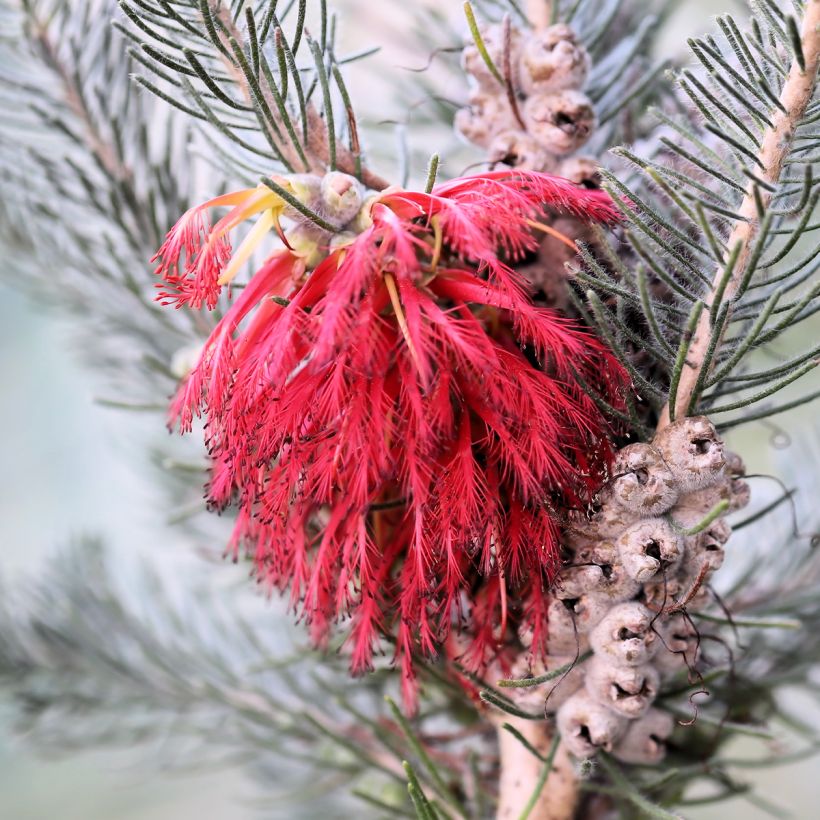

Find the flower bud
[[585, 656, 660, 719], [328, 231, 358, 252], [589, 602, 658, 666], [653, 416, 726, 492], [523, 90, 595, 155], [617, 518, 683, 583], [610, 443, 679, 516], [320, 172, 363, 227], [281, 174, 323, 223], [556, 690, 626, 758], [350, 193, 380, 233], [612, 708, 675, 764], [519, 24, 590, 95], [287, 223, 331, 268]]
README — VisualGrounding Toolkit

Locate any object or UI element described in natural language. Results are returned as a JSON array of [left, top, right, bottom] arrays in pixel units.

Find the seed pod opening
[[609, 443, 679, 515], [488, 130, 555, 171], [556, 690, 626, 758], [653, 416, 726, 492], [589, 602, 658, 666], [547, 593, 610, 653], [558, 156, 601, 188], [557, 560, 640, 602], [617, 518, 683, 582], [523, 89, 596, 155], [684, 519, 731, 574], [654, 612, 701, 675], [585, 656, 660, 719], [612, 708, 675, 765]]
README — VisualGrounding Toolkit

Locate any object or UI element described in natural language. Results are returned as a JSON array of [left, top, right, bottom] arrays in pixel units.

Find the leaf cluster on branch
[[1, 0, 819, 818], [577, 0, 820, 436]]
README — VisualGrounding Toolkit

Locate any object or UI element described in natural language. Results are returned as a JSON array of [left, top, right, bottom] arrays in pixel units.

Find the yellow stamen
[[202, 189, 263, 210], [526, 218, 579, 252], [430, 215, 443, 273], [217, 209, 276, 286], [384, 272, 424, 380]]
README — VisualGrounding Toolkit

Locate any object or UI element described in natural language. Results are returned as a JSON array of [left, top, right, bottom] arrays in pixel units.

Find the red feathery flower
[[156, 170, 628, 708]]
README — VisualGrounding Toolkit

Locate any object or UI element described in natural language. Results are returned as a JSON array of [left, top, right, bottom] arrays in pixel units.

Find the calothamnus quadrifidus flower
[[154, 169, 629, 707]]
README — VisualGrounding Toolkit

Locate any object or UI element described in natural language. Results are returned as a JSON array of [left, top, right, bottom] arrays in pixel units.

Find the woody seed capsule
[[519, 23, 591, 95], [589, 602, 658, 667], [653, 416, 726, 492], [556, 689, 627, 758], [617, 518, 683, 582], [522, 89, 596, 155], [461, 24, 522, 90], [488, 129, 555, 171], [455, 92, 517, 148], [610, 443, 679, 515], [585, 655, 660, 719], [612, 708, 675, 765]]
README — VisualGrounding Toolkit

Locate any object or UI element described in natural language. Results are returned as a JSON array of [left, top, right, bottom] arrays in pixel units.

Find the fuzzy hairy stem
[[658, 0, 820, 429], [495, 716, 579, 820]]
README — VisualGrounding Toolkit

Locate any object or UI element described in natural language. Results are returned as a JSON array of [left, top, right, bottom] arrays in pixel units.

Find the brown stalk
[[657, 1, 820, 429]]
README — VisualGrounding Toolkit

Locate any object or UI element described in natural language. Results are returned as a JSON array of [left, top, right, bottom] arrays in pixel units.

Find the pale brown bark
[[495, 716, 579, 820], [527, 1, 552, 32], [657, 0, 820, 429]]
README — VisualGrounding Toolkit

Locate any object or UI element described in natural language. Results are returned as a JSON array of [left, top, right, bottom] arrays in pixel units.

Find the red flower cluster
[[156, 170, 628, 706]]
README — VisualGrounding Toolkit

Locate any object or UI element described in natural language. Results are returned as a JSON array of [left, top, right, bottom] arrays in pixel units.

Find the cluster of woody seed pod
[[511, 417, 750, 764], [456, 21, 595, 178], [456, 21, 604, 309]]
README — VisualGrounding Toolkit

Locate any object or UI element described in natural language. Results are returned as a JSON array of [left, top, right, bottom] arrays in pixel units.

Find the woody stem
[[657, 0, 820, 429], [526, 1, 552, 31], [495, 714, 579, 820]]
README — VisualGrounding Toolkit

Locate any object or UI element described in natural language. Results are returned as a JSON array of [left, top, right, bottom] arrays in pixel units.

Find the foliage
[[577, 0, 820, 436], [0, 0, 819, 817]]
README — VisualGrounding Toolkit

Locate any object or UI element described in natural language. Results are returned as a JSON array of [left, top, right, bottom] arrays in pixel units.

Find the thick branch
[[658, 0, 820, 429], [495, 716, 578, 820]]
